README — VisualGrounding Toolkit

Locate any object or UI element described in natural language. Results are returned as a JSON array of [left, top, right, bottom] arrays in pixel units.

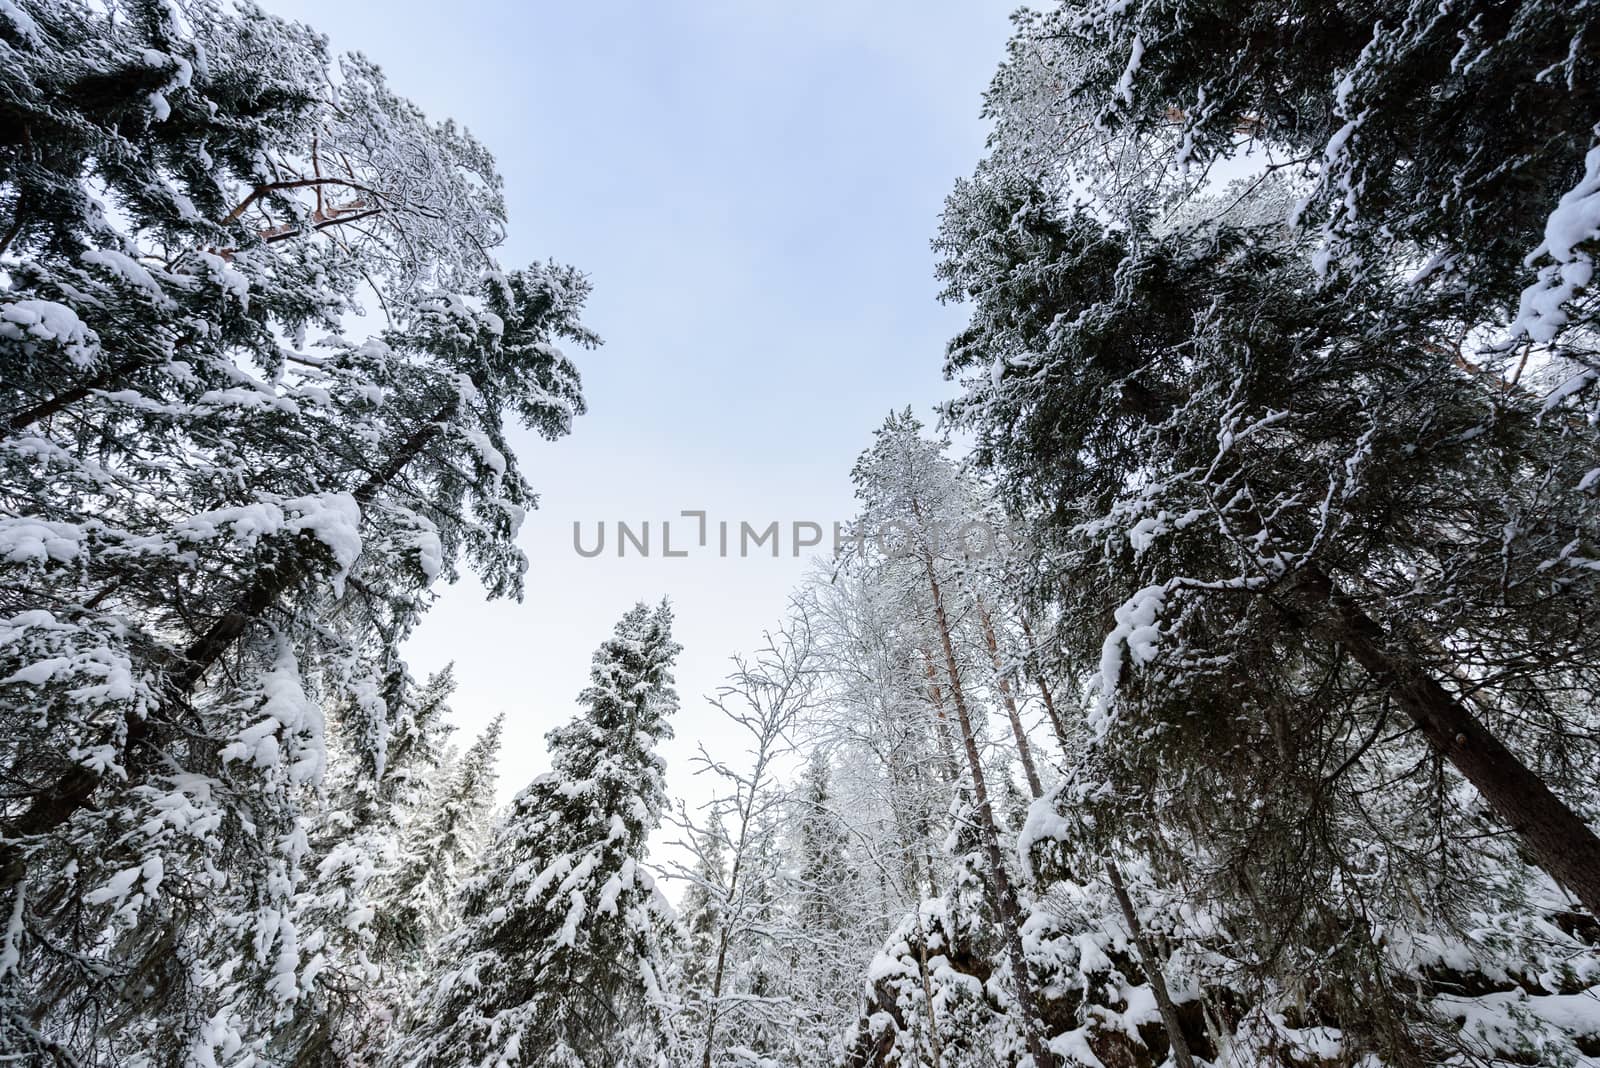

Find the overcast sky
[[261, 0, 1016, 830]]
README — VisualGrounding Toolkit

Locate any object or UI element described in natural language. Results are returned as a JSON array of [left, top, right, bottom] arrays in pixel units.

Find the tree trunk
[[1304, 566, 1600, 917], [0, 401, 455, 882], [701, 930, 730, 1068], [978, 601, 1043, 799], [170, 401, 452, 695], [919, 649, 964, 784], [923, 554, 1055, 1067], [1105, 861, 1195, 1068], [912, 921, 947, 1067], [1016, 612, 1073, 754]]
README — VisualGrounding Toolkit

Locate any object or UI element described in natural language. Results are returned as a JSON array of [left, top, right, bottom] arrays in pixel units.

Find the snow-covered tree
[[0, 2, 592, 1060], [668, 622, 814, 1067], [376, 710, 504, 970], [919, 1, 1600, 1061], [265, 666, 463, 1066], [847, 411, 1054, 1065], [396, 601, 680, 1068]]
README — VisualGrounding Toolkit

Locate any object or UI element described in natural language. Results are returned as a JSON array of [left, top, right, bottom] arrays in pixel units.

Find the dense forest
[[2, 0, 1598, 1065]]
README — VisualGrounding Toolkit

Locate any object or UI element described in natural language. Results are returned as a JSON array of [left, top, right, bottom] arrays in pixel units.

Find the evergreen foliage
[[395, 602, 680, 1068]]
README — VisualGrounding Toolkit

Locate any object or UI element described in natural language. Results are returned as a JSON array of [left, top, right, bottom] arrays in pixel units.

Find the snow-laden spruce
[[395, 602, 681, 1068]]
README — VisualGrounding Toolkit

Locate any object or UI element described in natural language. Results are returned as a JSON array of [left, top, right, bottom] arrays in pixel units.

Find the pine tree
[[396, 602, 680, 1068], [849, 412, 1055, 1066], [0, 1, 592, 1059], [928, 2, 1600, 1060], [940, 0, 1600, 920]]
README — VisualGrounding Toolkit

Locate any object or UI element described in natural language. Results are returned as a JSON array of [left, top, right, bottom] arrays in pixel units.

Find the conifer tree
[[0, 2, 592, 1059], [928, 2, 1600, 1060], [396, 602, 680, 1068], [266, 666, 463, 1066], [377, 711, 505, 970], [938, 0, 1600, 922]]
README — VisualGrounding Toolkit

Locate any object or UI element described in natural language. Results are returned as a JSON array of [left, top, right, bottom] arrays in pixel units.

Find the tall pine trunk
[[977, 600, 1043, 799], [919, 649, 964, 783], [921, 554, 1055, 1067]]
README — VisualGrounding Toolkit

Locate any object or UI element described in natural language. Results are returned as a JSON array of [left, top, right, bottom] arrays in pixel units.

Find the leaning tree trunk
[[4, 354, 151, 433], [1304, 566, 1600, 918], [922, 553, 1056, 1067], [0, 400, 456, 883], [1105, 860, 1196, 1068]]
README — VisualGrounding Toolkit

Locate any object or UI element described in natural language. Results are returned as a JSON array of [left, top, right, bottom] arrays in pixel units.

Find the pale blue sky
[[263, 0, 1016, 812]]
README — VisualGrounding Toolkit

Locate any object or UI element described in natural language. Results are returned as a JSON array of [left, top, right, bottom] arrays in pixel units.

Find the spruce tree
[[377, 711, 505, 970], [396, 601, 680, 1068], [268, 666, 463, 1067]]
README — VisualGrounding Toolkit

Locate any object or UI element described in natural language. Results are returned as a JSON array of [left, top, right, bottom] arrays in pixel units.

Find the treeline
[[4, 0, 1600, 1066]]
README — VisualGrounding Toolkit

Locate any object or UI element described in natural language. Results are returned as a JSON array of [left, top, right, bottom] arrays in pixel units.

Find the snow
[[555, 889, 587, 948], [175, 493, 362, 595], [1511, 144, 1600, 343], [1522, 991, 1600, 1038], [85, 866, 143, 909], [193, 250, 251, 307], [596, 873, 624, 916], [81, 249, 168, 302], [0, 299, 97, 366], [219, 643, 326, 784], [1090, 584, 1168, 737], [460, 427, 507, 478], [0, 0, 39, 43], [1048, 1026, 1108, 1068], [867, 946, 912, 982], [264, 910, 301, 1002], [526, 854, 573, 903], [1074, 931, 1112, 977], [285, 492, 362, 595], [1323, 118, 1359, 165], [84, 857, 163, 926], [176, 502, 287, 546], [0, 517, 86, 564], [1541, 369, 1597, 416], [3, 642, 138, 707], [1115, 35, 1144, 105], [1017, 792, 1073, 879], [1125, 510, 1200, 555], [0, 883, 24, 979]]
